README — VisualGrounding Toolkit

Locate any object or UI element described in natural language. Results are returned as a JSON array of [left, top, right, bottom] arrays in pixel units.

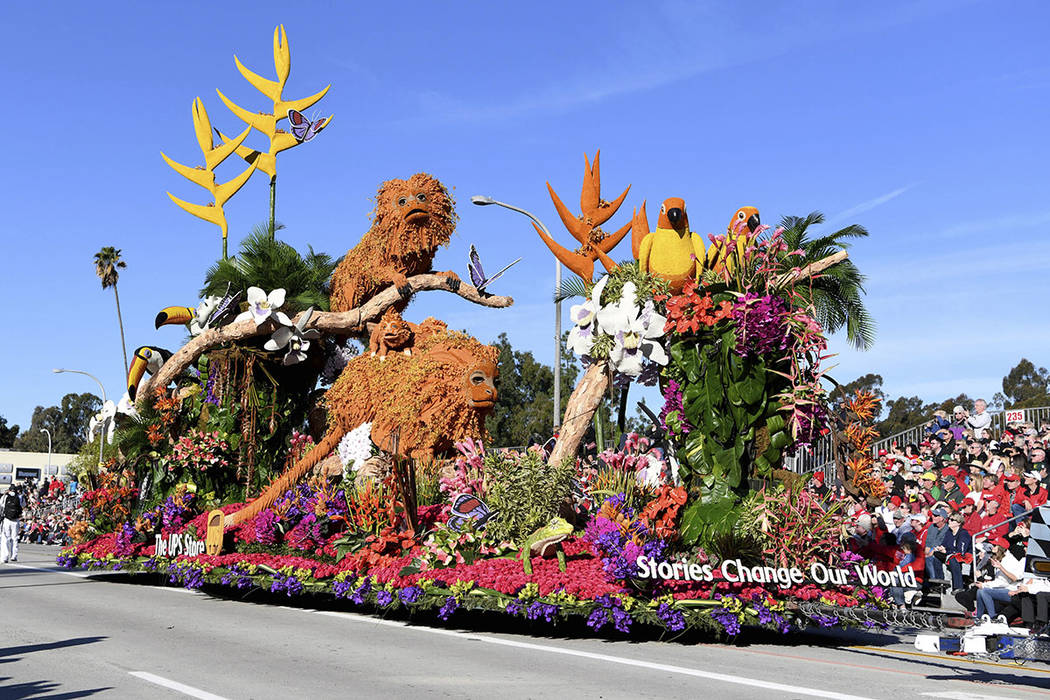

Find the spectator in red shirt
[[47, 478, 63, 500], [960, 497, 982, 535], [1022, 471, 1048, 511], [975, 498, 1010, 543]]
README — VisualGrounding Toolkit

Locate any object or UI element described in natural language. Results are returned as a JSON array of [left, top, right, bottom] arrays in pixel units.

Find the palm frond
[[554, 275, 590, 303], [201, 224, 338, 312]]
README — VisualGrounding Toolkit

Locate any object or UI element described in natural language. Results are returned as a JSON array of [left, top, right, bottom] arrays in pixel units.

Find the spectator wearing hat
[[955, 537, 1022, 613], [941, 468, 965, 502], [949, 406, 969, 442], [1004, 474, 1027, 518], [808, 471, 828, 498], [923, 507, 951, 583], [1021, 472, 1048, 511], [960, 497, 982, 535]]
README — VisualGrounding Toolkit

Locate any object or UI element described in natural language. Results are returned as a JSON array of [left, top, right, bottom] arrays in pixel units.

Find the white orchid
[[88, 401, 118, 445], [596, 282, 669, 377], [116, 392, 140, 421], [566, 275, 610, 357], [337, 422, 374, 480], [235, 287, 291, 327], [264, 307, 321, 365]]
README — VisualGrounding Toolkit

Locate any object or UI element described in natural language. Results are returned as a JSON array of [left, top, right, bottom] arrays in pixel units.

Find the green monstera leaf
[[680, 480, 738, 546]]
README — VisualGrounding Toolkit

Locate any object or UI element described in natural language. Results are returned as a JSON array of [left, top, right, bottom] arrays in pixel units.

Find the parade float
[[59, 26, 907, 640]]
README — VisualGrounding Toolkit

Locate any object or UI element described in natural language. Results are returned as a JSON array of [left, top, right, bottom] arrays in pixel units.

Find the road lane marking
[[923, 693, 1024, 699], [5, 562, 204, 596], [306, 608, 872, 699], [6, 563, 91, 578], [129, 671, 228, 700]]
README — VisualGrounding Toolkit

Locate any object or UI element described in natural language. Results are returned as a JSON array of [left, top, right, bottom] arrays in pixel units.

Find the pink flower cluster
[[168, 429, 230, 473]]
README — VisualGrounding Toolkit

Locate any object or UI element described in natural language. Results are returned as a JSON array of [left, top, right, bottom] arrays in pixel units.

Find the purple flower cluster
[[286, 513, 324, 552], [168, 561, 204, 589], [750, 595, 789, 633], [586, 595, 632, 633], [253, 510, 279, 545], [114, 522, 136, 557], [733, 294, 790, 357], [204, 364, 220, 406], [376, 590, 394, 607], [656, 603, 686, 632], [398, 585, 424, 605], [505, 600, 523, 616], [709, 607, 741, 636], [219, 565, 253, 590], [162, 493, 195, 531], [56, 553, 77, 569], [142, 557, 159, 572], [584, 495, 667, 582], [809, 613, 839, 628], [438, 596, 459, 620], [658, 380, 693, 439], [790, 401, 829, 451], [269, 572, 304, 596], [525, 601, 558, 623]]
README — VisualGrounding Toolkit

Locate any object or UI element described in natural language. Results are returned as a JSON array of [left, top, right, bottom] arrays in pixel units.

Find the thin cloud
[[827, 185, 912, 225]]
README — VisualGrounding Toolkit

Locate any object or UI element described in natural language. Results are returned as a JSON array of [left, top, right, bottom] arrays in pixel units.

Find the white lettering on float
[[635, 556, 917, 589], [155, 533, 206, 557]]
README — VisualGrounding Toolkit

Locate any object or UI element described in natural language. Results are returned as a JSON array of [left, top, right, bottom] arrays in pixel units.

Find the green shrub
[[482, 450, 574, 545]]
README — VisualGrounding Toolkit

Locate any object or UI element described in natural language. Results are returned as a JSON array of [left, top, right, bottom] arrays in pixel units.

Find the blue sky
[[2, 0, 1049, 432]]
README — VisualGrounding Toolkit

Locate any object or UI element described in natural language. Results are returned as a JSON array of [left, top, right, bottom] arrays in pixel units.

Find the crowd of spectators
[[17, 476, 78, 547], [810, 399, 1050, 623]]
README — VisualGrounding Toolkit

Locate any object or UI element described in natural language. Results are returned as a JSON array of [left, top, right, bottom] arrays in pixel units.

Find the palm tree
[[201, 223, 339, 313], [94, 246, 129, 376], [778, 212, 875, 351]]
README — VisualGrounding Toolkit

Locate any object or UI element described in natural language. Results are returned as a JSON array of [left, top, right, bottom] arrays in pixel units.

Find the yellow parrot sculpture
[[705, 206, 762, 275], [634, 197, 706, 293]]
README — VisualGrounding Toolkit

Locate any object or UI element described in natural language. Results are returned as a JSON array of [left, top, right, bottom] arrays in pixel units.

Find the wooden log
[[138, 274, 512, 405], [547, 361, 609, 466], [771, 250, 848, 291]]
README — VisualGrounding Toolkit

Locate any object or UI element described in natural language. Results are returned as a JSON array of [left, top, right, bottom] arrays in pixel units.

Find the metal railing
[[787, 405, 1050, 478]]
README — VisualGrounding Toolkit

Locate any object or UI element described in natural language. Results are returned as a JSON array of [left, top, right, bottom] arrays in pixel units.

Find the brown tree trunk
[[547, 361, 609, 466]]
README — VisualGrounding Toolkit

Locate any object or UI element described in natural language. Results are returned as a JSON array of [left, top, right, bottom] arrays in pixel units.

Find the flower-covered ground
[[61, 445, 893, 640]]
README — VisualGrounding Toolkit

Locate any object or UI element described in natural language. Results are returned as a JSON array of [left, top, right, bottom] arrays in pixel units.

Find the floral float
[[62, 27, 880, 642]]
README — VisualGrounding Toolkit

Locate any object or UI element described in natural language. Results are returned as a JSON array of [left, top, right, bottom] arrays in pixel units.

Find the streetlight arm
[[53, 368, 107, 404], [54, 368, 107, 467]]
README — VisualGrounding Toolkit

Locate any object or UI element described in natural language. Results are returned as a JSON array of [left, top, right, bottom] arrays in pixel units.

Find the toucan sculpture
[[155, 288, 241, 336], [127, 346, 173, 401]]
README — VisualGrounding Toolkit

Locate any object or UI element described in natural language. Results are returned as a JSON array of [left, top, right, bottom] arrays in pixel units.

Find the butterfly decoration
[[447, 493, 499, 531], [207, 288, 243, 328], [467, 245, 521, 294], [287, 109, 330, 143]]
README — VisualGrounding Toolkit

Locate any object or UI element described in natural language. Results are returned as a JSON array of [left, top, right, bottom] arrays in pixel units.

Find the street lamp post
[[471, 196, 562, 433], [40, 429, 51, 475], [53, 368, 107, 467]]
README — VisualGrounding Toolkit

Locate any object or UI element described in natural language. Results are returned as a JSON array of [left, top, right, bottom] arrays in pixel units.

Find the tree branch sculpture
[[138, 274, 512, 403]]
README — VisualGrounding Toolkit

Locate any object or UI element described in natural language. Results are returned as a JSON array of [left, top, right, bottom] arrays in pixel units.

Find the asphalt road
[[4, 545, 1050, 699]]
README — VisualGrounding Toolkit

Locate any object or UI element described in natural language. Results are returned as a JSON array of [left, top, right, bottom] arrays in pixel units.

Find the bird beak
[[746, 213, 761, 233], [666, 208, 684, 227], [127, 354, 149, 401], [155, 306, 195, 329]]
